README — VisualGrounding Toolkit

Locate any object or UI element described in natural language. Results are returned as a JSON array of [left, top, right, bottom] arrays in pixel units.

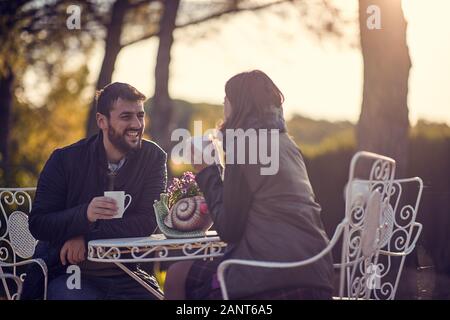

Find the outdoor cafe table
[[87, 231, 226, 300]]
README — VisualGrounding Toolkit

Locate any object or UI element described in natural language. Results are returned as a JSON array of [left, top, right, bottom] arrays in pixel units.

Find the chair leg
[[43, 272, 48, 300], [0, 267, 12, 300], [0, 273, 22, 300]]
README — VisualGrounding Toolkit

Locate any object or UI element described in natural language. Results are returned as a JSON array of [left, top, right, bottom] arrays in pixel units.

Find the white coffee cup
[[104, 191, 132, 219]]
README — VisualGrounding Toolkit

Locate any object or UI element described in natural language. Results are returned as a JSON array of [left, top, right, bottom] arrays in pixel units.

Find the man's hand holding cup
[[87, 196, 119, 222]]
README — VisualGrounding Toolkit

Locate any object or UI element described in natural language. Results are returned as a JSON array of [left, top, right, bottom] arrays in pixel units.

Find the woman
[[164, 70, 334, 300]]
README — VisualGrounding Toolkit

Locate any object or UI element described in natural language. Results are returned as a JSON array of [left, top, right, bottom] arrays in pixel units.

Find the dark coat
[[29, 132, 167, 247], [22, 132, 166, 299], [196, 133, 334, 298]]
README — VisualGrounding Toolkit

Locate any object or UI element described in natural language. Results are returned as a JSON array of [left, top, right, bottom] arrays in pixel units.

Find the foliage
[[0, 1, 100, 79], [3, 66, 90, 187], [411, 119, 450, 140], [286, 114, 356, 157]]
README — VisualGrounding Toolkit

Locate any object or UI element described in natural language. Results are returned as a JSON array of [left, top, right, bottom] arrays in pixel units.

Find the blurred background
[[1, 0, 449, 299]]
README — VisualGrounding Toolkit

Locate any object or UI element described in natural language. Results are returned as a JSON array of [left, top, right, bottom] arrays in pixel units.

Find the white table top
[[88, 230, 220, 247], [87, 231, 226, 263]]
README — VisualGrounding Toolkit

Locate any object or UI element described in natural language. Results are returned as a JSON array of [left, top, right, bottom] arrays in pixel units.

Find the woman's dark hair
[[96, 82, 146, 117], [222, 70, 284, 130]]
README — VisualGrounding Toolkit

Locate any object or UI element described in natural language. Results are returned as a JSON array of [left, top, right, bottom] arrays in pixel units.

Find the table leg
[[115, 262, 164, 300]]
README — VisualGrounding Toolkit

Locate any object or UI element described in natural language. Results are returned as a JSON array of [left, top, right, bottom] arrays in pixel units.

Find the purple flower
[[166, 171, 203, 208]]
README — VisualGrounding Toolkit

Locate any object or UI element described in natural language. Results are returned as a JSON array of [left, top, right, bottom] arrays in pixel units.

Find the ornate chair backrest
[[369, 177, 423, 299], [217, 151, 423, 300], [339, 151, 396, 299], [216, 151, 422, 301], [0, 188, 37, 279]]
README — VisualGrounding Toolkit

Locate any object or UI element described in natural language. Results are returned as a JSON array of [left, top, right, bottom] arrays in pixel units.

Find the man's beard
[[107, 124, 142, 154]]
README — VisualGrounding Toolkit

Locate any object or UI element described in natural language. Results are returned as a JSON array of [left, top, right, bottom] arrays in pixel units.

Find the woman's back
[[225, 132, 334, 298], [164, 70, 334, 300]]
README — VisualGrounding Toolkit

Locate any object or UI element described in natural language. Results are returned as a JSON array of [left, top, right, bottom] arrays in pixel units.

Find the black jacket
[[29, 132, 167, 247]]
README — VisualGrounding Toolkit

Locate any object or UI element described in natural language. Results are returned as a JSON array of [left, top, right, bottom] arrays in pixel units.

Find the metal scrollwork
[[88, 246, 94, 258], [87, 236, 226, 267], [95, 246, 121, 260], [398, 205, 414, 227], [1, 190, 33, 208], [0, 242, 11, 262], [130, 245, 168, 260], [209, 243, 223, 255], [348, 232, 362, 258], [370, 159, 393, 182], [157, 247, 169, 258], [374, 282, 394, 300], [19, 273, 27, 282], [391, 228, 409, 252], [349, 204, 365, 227], [182, 242, 212, 257]]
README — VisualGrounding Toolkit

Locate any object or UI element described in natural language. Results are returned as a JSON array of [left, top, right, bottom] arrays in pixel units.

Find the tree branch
[[120, 0, 291, 48], [177, 0, 290, 29], [128, 0, 157, 9]]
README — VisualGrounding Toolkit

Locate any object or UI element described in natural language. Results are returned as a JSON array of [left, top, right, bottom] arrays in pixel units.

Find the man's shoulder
[[140, 139, 167, 159], [50, 136, 96, 161]]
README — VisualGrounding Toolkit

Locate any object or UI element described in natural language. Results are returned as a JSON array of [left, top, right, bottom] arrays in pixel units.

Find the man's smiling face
[[105, 97, 145, 154]]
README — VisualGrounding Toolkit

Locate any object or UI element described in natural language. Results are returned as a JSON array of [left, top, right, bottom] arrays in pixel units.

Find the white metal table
[[87, 231, 226, 300]]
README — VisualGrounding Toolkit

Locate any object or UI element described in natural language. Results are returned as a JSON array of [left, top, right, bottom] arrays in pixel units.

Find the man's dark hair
[[95, 82, 146, 116]]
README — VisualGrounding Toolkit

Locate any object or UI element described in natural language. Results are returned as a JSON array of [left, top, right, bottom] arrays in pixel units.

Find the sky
[[106, 0, 450, 125]]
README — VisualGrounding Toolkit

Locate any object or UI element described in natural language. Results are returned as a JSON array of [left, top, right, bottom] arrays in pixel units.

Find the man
[[27, 82, 167, 299]]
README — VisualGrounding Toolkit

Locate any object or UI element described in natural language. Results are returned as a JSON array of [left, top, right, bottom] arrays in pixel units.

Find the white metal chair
[[365, 176, 423, 299], [217, 151, 423, 300], [0, 188, 48, 300], [0, 273, 23, 300], [339, 175, 423, 299]]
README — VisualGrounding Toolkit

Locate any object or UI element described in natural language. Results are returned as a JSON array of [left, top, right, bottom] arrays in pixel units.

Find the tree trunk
[[357, 0, 411, 178], [86, 0, 130, 137], [358, 0, 415, 300], [0, 68, 14, 186], [147, 0, 180, 163]]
